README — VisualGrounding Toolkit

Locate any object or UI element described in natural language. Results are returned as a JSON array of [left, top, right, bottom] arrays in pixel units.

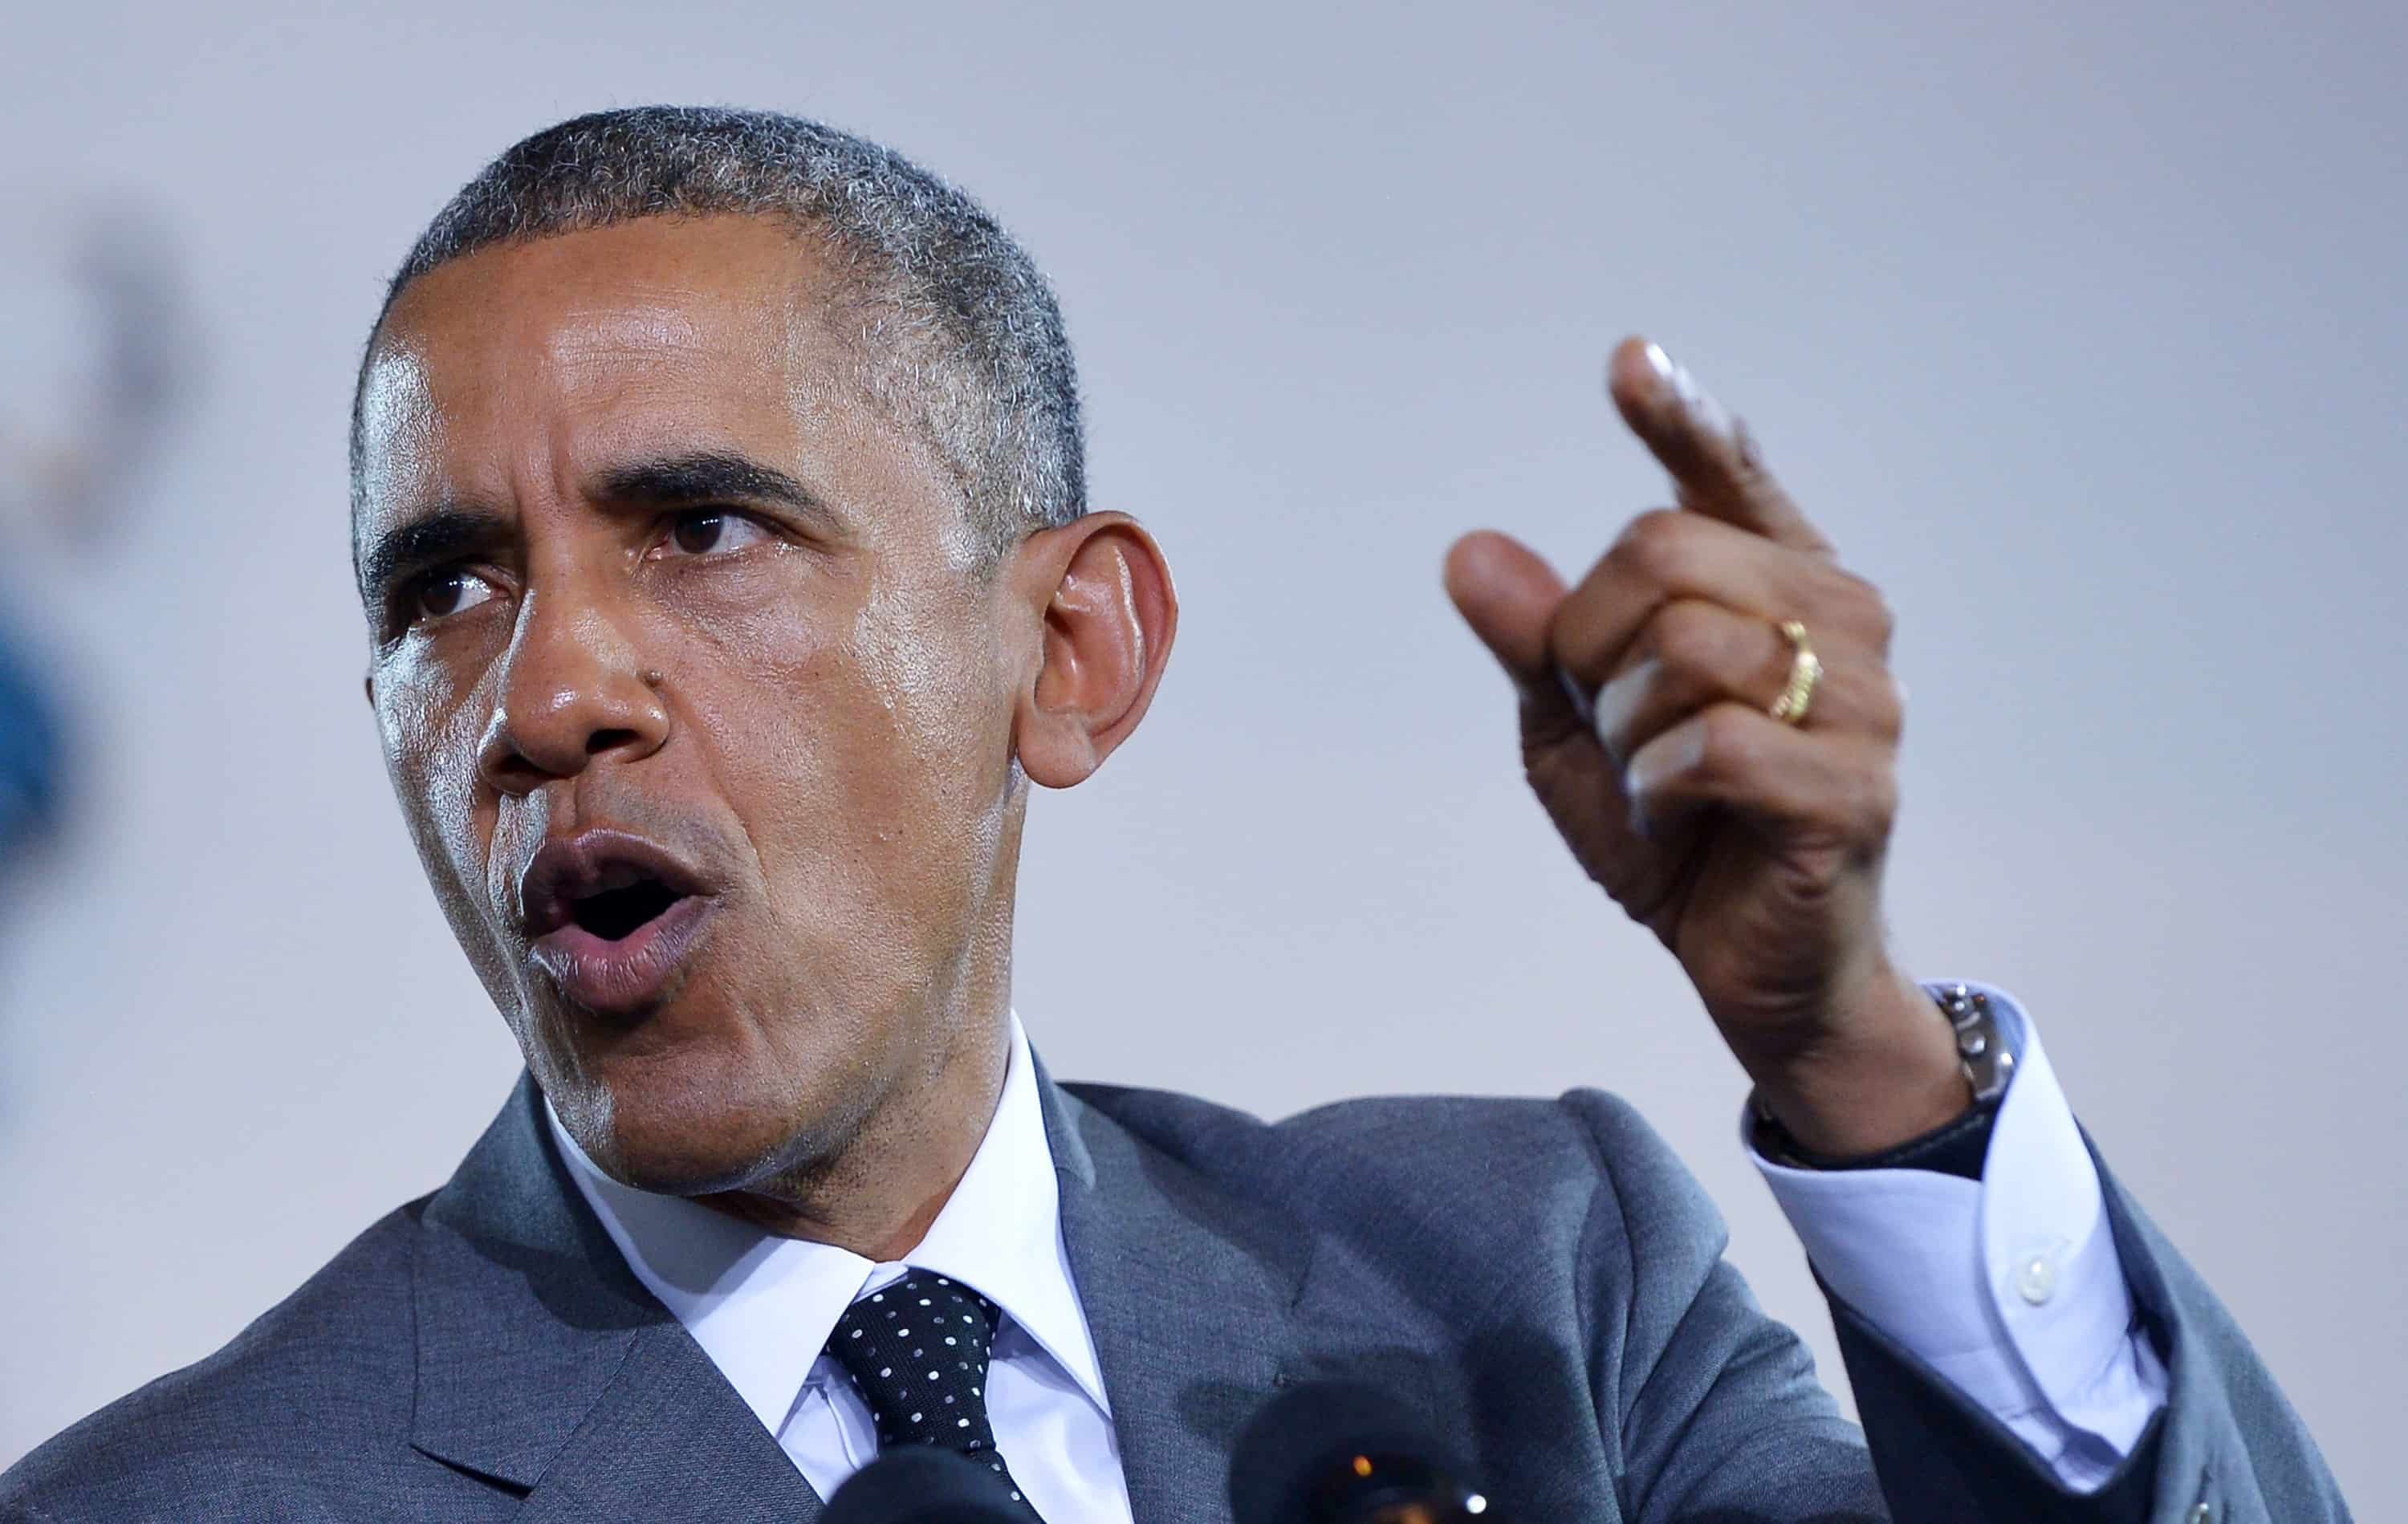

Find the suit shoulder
[[1062, 1079, 1702, 1238], [2, 1198, 429, 1517], [1062, 1079, 1733, 1358]]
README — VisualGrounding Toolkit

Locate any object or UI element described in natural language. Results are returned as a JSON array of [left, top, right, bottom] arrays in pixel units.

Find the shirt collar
[[546, 1014, 1108, 1440]]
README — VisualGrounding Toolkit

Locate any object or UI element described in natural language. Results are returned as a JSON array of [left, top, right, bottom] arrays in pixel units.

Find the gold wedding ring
[[1771, 620, 1820, 725]]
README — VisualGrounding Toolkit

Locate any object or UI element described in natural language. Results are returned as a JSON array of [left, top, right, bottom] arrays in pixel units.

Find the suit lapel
[[411, 1076, 821, 1521], [413, 1062, 1315, 1522], [1036, 1060, 1309, 1524], [510, 1320, 825, 1524]]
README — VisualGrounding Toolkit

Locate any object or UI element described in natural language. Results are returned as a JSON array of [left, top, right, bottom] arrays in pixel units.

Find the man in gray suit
[[0, 108, 2347, 1522]]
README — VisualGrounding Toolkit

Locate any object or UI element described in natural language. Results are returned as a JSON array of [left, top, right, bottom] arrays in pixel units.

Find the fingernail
[[1588, 662, 1649, 765], [1644, 340, 1700, 411], [1625, 720, 1706, 798], [1552, 663, 1597, 728], [1669, 356, 1732, 441], [1635, 340, 1735, 442]]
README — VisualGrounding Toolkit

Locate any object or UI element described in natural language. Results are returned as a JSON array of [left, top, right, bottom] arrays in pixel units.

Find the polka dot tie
[[825, 1271, 1044, 1519]]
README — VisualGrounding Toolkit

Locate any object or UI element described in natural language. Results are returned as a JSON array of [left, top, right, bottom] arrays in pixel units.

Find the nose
[[475, 583, 669, 796]]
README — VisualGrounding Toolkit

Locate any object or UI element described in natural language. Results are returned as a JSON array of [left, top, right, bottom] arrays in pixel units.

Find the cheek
[[375, 659, 501, 921], [682, 572, 1013, 949], [848, 575, 1015, 843]]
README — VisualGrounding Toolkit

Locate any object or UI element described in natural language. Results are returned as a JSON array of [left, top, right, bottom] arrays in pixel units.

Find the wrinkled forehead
[[352, 216, 875, 535]]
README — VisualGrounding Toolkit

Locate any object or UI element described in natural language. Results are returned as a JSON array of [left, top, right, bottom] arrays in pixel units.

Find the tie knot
[[826, 1271, 1006, 1456]]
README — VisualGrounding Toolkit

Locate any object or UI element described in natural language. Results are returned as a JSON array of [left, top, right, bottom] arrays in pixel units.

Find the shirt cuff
[[1741, 981, 2165, 1485]]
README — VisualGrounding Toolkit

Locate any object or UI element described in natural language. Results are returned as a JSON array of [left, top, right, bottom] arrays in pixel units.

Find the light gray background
[[2, 0, 2400, 1503]]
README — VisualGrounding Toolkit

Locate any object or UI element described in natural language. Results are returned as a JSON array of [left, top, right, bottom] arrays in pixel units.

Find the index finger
[[1607, 335, 1833, 556]]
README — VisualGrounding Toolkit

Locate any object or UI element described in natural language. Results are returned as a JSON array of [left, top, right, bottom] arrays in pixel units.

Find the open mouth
[[517, 829, 722, 1016], [519, 830, 712, 944], [568, 868, 687, 941]]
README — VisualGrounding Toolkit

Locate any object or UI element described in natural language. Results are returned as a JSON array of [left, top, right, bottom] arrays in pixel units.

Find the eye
[[409, 567, 500, 624], [655, 509, 773, 559]]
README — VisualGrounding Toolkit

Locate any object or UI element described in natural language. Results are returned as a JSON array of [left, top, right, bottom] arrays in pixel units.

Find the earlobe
[[1010, 513, 1178, 790]]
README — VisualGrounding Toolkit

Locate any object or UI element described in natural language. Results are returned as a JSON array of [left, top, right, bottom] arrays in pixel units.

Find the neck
[[702, 1026, 1011, 1259], [701, 788, 1030, 1258]]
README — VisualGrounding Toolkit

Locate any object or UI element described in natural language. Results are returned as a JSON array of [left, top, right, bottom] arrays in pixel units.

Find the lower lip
[[528, 895, 719, 1018]]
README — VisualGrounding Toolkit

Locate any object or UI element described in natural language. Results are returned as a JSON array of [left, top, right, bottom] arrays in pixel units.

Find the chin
[[566, 1037, 875, 1197]]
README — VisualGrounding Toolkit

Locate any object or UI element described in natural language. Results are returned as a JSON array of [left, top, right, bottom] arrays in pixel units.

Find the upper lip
[[515, 828, 714, 938]]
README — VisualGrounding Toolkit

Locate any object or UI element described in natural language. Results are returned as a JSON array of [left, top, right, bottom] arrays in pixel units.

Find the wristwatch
[[1938, 981, 2015, 1106]]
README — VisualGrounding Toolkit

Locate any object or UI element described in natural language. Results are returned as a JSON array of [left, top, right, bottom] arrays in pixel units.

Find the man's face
[[355, 215, 1027, 1193]]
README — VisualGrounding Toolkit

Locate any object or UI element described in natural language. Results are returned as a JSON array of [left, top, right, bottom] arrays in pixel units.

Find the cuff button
[[2013, 1252, 2059, 1305]]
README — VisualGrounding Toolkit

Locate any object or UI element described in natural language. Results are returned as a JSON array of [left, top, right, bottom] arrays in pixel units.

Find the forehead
[[355, 214, 881, 523]]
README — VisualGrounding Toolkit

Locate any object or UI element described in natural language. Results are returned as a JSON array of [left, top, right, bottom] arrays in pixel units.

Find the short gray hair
[[350, 105, 1085, 559]]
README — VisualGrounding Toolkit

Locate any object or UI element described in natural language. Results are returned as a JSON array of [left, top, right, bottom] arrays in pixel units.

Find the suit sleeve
[[1564, 1088, 2349, 1523], [1566, 1088, 1891, 1522], [1751, 985, 2166, 1493], [1830, 1140, 2353, 1523]]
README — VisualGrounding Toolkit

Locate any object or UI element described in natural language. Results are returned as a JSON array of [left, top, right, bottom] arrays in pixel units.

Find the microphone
[[824, 1446, 1031, 1524], [1229, 1380, 1496, 1524]]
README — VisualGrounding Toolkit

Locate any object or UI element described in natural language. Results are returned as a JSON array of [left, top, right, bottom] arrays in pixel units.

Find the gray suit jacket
[[2, 1063, 2349, 1522]]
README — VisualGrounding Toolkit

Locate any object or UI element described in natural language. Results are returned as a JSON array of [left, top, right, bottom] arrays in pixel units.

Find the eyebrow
[[596, 450, 840, 530], [356, 506, 511, 606], [356, 450, 840, 606]]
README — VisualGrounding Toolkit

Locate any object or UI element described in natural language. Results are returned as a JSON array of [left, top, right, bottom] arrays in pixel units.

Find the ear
[[1006, 512, 1178, 790]]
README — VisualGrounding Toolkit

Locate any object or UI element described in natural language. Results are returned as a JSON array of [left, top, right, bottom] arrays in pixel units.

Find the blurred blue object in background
[[0, 602, 66, 861], [0, 200, 183, 872]]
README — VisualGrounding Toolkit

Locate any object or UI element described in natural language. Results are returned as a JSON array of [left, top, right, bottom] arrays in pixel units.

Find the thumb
[[1445, 529, 1565, 680], [1443, 530, 1588, 744]]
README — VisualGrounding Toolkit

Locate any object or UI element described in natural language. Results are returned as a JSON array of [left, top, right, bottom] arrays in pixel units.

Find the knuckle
[[1836, 570, 1896, 648], [1866, 669, 1907, 741], [1612, 508, 1692, 584], [1646, 599, 1723, 677], [1544, 594, 1599, 680], [1854, 758, 1901, 835], [1694, 703, 1754, 778]]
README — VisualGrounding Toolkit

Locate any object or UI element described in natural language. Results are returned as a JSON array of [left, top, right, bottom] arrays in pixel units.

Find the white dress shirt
[[1747, 981, 2169, 1491], [548, 1016, 1133, 1523], [555, 994, 2164, 1510]]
